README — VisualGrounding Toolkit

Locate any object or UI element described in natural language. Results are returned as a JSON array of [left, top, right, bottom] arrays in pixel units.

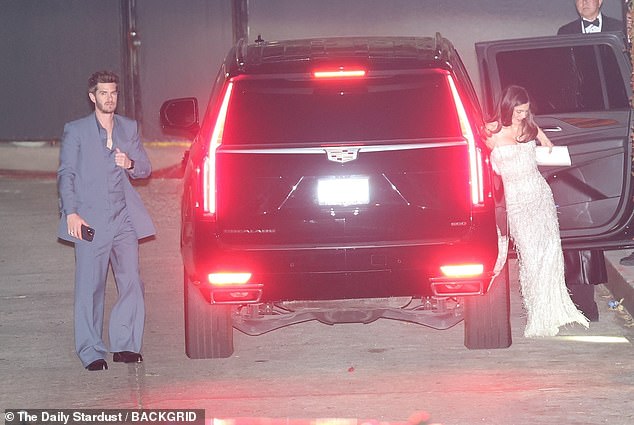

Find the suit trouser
[[74, 212, 145, 366], [563, 249, 606, 321]]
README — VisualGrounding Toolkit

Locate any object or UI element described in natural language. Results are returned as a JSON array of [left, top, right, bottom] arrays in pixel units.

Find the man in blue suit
[[58, 71, 155, 371]]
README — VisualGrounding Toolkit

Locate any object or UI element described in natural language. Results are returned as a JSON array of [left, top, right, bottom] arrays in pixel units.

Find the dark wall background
[[136, 0, 233, 140], [1, 1, 123, 140], [0, 0, 233, 142], [0, 0, 625, 143]]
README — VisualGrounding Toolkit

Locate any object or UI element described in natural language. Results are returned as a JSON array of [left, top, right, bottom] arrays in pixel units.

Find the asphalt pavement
[[1, 140, 632, 318]]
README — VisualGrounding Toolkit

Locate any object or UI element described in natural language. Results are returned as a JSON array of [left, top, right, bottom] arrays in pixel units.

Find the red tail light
[[203, 81, 234, 216], [447, 75, 485, 207], [207, 272, 262, 303], [431, 263, 486, 296]]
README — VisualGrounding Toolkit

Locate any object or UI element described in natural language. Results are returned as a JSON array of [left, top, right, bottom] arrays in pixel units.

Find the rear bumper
[[185, 236, 498, 302]]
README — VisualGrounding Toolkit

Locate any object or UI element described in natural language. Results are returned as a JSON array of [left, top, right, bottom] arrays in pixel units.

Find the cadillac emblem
[[325, 147, 360, 163]]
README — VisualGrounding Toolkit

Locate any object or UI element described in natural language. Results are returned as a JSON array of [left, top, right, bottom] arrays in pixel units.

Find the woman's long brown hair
[[488, 85, 538, 142]]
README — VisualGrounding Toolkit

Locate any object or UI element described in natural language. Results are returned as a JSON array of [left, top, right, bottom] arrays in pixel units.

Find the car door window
[[477, 35, 633, 244], [494, 44, 628, 114]]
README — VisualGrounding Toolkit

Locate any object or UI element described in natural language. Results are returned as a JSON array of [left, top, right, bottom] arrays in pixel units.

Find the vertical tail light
[[447, 75, 485, 207], [203, 81, 234, 216]]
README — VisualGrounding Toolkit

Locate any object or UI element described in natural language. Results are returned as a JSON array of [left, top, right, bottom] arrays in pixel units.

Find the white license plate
[[317, 177, 369, 206]]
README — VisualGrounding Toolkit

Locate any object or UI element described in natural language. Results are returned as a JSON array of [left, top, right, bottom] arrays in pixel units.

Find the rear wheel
[[184, 270, 234, 358], [463, 262, 512, 349]]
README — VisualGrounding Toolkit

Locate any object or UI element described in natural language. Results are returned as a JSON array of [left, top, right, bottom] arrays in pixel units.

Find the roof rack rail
[[433, 32, 443, 60], [235, 37, 248, 70]]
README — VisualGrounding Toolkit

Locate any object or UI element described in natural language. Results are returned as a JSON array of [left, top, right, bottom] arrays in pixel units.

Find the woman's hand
[[537, 128, 554, 152]]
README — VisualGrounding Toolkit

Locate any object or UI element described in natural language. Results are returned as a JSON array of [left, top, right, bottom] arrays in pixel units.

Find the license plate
[[317, 177, 369, 206]]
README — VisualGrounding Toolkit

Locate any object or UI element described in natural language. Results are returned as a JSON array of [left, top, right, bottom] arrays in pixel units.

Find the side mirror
[[159, 97, 200, 139]]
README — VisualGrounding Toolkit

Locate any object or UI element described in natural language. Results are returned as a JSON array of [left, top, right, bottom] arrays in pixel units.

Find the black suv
[[160, 32, 632, 359]]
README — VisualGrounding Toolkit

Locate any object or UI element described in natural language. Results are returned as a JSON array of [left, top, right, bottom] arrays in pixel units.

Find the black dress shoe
[[86, 359, 108, 371], [569, 284, 599, 322], [113, 351, 143, 363]]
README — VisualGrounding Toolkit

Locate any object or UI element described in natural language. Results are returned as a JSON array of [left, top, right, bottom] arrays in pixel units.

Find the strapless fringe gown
[[491, 141, 589, 337]]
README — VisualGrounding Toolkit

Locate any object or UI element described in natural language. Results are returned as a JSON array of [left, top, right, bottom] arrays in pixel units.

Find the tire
[[184, 270, 234, 358], [463, 262, 512, 349]]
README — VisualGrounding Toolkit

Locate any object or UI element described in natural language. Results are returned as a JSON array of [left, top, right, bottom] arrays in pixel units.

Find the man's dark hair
[[88, 71, 119, 93]]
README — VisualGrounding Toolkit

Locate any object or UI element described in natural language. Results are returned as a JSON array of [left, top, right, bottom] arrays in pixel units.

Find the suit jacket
[[556, 12, 621, 285], [57, 112, 156, 242], [557, 14, 623, 34]]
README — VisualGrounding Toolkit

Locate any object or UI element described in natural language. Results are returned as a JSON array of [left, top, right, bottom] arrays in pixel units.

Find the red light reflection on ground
[[207, 412, 442, 425], [133, 369, 550, 424]]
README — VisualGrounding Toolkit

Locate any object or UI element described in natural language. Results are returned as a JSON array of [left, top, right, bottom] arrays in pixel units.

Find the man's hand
[[67, 213, 89, 240], [114, 148, 133, 169]]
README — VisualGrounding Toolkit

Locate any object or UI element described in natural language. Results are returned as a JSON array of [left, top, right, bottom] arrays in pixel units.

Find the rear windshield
[[222, 72, 462, 145]]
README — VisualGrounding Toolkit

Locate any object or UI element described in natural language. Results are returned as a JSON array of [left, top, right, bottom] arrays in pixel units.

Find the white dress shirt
[[581, 13, 602, 33]]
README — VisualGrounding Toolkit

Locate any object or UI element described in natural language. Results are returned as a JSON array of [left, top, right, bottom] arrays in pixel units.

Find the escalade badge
[[325, 147, 360, 163]]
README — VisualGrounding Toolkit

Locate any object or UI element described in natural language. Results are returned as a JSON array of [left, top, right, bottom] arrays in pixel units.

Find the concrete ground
[[1, 142, 632, 424], [0, 140, 187, 179]]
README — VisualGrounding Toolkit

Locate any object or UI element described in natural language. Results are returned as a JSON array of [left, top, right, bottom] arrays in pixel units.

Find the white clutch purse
[[535, 146, 571, 166]]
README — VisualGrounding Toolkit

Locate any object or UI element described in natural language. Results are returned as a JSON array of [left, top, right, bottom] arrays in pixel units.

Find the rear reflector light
[[447, 75, 485, 206], [207, 273, 263, 304], [440, 264, 484, 278], [203, 81, 234, 215], [313, 69, 366, 79], [208, 272, 252, 285], [432, 263, 487, 296]]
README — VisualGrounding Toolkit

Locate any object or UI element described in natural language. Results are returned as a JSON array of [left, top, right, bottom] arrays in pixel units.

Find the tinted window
[[495, 44, 628, 114], [222, 72, 462, 145]]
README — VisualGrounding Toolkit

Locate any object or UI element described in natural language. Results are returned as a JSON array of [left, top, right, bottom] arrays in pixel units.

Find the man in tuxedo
[[558, 0, 623, 34], [556, 0, 624, 321], [58, 71, 155, 370]]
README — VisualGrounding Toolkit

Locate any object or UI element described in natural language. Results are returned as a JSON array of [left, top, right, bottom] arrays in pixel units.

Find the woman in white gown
[[485, 85, 589, 337]]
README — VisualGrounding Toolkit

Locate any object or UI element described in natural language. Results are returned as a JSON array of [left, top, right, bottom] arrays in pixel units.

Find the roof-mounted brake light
[[313, 69, 366, 79]]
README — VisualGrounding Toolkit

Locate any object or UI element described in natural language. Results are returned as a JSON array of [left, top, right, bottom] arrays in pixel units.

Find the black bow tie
[[583, 18, 600, 28]]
